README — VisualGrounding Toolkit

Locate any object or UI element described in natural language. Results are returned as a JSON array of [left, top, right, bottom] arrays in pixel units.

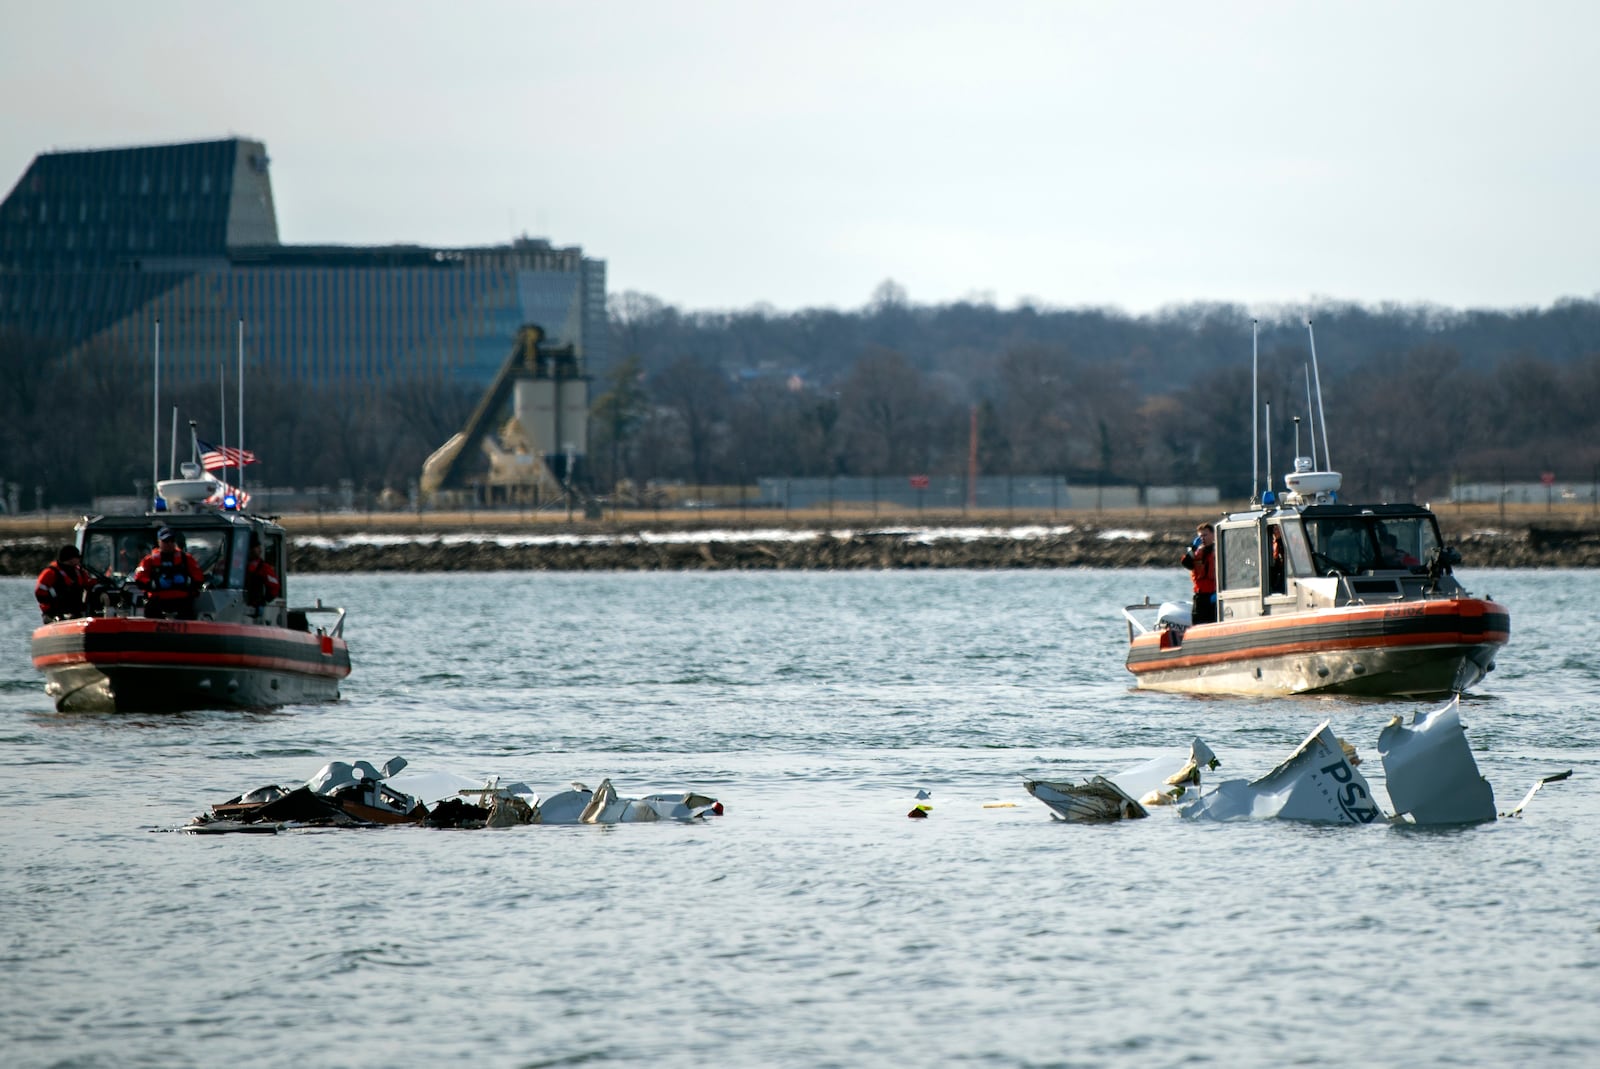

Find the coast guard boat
[[30, 471, 350, 712], [1122, 323, 1509, 698]]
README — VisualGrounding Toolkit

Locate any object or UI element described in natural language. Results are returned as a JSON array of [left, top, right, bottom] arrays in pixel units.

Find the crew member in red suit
[[35, 544, 96, 623], [1378, 529, 1420, 568], [1181, 522, 1217, 624], [1268, 525, 1286, 593], [244, 540, 281, 609], [133, 526, 206, 619]]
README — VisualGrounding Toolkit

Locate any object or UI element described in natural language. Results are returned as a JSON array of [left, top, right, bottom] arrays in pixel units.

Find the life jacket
[[136, 548, 204, 601], [1188, 543, 1216, 594], [36, 561, 89, 616]]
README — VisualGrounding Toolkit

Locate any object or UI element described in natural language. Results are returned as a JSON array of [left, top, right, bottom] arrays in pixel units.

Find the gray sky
[[4, 0, 1596, 314]]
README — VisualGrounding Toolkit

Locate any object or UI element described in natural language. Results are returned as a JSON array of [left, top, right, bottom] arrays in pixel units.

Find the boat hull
[[31, 617, 351, 713], [1125, 598, 1509, 698]]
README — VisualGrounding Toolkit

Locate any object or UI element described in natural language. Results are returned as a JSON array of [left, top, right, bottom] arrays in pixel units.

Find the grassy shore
[[2, 499, 1597, 541]]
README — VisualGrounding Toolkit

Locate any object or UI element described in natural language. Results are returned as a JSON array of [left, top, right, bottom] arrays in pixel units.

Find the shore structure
[[0, 138, 606, 395]]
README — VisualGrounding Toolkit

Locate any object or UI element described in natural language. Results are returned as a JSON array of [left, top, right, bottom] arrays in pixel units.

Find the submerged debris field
[[178, 699, 1569, 838]]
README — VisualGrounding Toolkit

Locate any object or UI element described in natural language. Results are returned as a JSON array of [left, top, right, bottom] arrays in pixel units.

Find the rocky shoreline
[[5, 519, 1600, 576], [283, 523, 1600, 572]]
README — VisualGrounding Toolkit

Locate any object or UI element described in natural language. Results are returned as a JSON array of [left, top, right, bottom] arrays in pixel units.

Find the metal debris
[[184, 760, 722, 833], [1025, 699, 1569, 828]]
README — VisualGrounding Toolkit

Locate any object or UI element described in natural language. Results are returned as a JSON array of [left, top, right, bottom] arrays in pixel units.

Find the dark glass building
[[0, 137, 606, 388]]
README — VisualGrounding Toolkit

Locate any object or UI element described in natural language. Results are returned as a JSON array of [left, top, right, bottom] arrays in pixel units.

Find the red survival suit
[[245, 554, 281, 607], [35, 550, 96, 623], [1182, 537, 1217, 624], [133, 544, 206, 618]]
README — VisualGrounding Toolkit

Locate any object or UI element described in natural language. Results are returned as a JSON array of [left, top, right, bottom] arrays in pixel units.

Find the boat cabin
[[76, 510, 289, 626], [1214, 503, 1462, 622]]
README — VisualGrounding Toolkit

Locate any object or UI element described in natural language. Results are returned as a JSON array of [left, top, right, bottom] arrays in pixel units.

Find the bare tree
[[590, 354, 650, 489], [836, 347, 959, 475], [648, 354, 731, 485]]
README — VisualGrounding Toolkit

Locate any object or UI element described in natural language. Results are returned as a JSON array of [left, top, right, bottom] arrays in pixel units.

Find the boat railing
[[1123, 604, 1153, 639], [290, 600, 346, 638]]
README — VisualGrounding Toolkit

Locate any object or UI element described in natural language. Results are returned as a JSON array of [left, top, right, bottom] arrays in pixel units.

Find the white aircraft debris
[[1180, 722, 1380, 824], [1024, 738, 1220, 821], [1025, 700, 1570, 828], [1502, 770, 1573, 818], [1376, 697, 1497, 825]]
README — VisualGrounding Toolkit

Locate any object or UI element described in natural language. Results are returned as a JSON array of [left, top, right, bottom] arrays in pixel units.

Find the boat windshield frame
[[77, 512, 285, 594], [1296, 505, 1441, 576]]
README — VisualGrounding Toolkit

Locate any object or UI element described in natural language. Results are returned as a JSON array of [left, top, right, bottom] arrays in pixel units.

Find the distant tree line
[[4, 289, 1599, 509], [597, 287, 1600, 502], [0, 326, 477, 509]]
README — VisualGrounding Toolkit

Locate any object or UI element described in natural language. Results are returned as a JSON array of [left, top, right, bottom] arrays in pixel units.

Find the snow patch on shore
[[294, 523, 1101, 550]]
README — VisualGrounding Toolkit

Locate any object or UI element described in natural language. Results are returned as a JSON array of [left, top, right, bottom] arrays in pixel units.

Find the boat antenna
[[169, 406, 178, 479], [1304, 364, 1317, 468], [151, 318, 161, 500], [1305, 318, 1332, 469], [1264, 400, 1274, 497], [1251, 318, 1260, 503], [1293, 415, 1302, 465], [189, 419, 199, 465]]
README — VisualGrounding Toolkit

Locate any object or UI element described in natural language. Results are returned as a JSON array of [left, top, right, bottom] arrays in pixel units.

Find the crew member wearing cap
[[133, 527, 206, 619], [35, 544, 96, 624]]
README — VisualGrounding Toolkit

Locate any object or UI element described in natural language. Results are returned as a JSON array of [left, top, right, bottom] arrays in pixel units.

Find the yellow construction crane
[[420, 324, 591, 507]]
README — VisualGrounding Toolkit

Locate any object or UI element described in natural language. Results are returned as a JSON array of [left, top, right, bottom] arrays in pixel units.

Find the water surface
[[2, 568, 1596, 1068]]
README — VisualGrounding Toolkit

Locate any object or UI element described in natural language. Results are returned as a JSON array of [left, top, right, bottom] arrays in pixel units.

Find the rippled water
[[3, 567, 1597, 1068]]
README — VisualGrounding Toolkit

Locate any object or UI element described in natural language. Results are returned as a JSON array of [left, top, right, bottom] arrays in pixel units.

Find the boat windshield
[[1301, 514, 1440, 575], [84, 531, 152, 580], [185, 530, 232, 586], [83, 527, 234, 586]]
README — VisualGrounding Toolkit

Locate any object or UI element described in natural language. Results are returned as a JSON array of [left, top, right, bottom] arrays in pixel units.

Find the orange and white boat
[[1124, 484, 1509, 696], [1123, 323, 1509, 698], [30, 480, 350, 713]]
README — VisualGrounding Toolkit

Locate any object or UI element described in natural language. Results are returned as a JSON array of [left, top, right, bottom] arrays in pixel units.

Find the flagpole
[[219, 363, 228, 483], [237, 318, 245, 501], [219, 361, 228, 487], [151, 319, 160, 499]]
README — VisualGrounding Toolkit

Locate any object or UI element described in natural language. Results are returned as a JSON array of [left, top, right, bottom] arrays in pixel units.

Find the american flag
[[196, 438, 259, 472], [204, 479, 252, 511]]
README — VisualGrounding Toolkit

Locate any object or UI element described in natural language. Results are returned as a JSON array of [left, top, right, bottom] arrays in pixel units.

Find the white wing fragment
[[1377, 697, 1497, 825]]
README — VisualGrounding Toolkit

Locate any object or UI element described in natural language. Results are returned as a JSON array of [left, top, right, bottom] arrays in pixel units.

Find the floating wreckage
[[907, 788, 933, 819], [185, 757, 723, 834], [1026, 698, 1569, 827], [1025, 738, 1220, 821]]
